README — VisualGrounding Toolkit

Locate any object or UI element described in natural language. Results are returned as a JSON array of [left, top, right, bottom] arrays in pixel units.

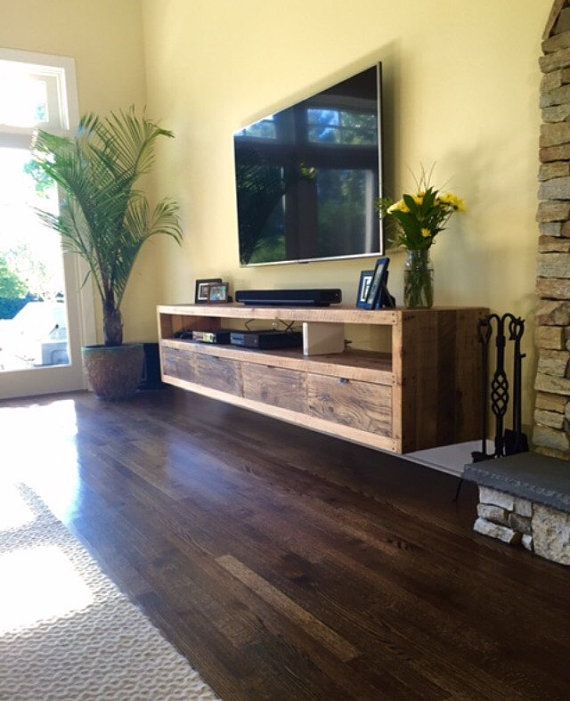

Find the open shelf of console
[[157, 304, 487, 454]]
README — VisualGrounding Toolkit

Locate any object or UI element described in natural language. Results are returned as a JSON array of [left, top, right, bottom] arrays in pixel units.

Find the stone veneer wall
[[535, 1, 570, 458]]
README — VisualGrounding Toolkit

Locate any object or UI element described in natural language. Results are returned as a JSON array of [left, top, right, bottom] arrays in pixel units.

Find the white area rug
[[0, 484, 220, 701]]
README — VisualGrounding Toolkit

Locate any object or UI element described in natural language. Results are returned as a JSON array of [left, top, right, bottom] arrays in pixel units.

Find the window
[[0, 51, 75, 139], [307, 108, 377, 145], [0, 50, 79, 374]]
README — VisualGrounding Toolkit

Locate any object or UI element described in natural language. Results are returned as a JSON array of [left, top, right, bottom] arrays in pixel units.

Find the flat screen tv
[[234, 63, 384, 266]]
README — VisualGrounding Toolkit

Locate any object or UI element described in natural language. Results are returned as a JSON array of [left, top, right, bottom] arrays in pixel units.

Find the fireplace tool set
[[455, 313, 529, 500], [472, 312, 529, 461]]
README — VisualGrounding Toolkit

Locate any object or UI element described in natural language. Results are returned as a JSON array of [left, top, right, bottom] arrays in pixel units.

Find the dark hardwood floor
[[1, 388, 569, 700]]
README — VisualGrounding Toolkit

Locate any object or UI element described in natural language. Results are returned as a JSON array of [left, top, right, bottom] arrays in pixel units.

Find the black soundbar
[[235, 289, 342, 307]]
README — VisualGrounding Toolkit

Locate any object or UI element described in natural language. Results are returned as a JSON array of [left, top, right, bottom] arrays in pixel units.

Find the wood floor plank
[[216, 554, 359, 663]]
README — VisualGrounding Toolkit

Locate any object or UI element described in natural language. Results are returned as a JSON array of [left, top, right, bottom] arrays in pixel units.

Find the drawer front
[[307, 374, 392, 435], [193, 353, 243, 396], [161, 346, 195, 382], [242, 363, 307, 412]]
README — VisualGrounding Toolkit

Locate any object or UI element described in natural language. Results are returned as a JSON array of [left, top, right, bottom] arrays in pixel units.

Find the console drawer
[[307, 374, 392, 435], [193, 353, 243, 396], [242, 363, 306, 412], [161, 346, 195, 382]]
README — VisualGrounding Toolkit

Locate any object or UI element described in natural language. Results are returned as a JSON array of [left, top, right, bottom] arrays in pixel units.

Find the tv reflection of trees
[[236, 148, 284, 265], [317, 169, 367, 258], [236, 146, 298, 265], [236, 137, 375, 264]]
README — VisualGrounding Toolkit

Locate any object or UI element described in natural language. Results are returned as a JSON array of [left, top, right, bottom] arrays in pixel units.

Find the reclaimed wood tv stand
[[157, 304, 486, 454]]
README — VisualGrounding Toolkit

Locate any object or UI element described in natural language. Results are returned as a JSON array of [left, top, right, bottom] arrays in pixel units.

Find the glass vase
[[404, 249, 434, 309]]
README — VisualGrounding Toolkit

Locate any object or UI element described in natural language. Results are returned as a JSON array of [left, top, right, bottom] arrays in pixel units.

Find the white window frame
[[0, 48, 96, 397]]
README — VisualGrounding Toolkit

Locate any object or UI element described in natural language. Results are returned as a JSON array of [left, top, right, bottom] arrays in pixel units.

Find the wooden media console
[[157, 304, 487, 454]]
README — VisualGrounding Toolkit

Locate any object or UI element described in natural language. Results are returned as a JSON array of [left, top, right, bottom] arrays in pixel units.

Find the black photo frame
[[362, 257, 390, 310], [356, 270, 375, 309], [195, 277, 222, 303]]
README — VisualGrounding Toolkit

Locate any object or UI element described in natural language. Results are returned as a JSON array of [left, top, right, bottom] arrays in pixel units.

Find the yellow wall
[[142, 0, 551, 426], [2, 0, 549, 423], [0, 0, 160, 342]]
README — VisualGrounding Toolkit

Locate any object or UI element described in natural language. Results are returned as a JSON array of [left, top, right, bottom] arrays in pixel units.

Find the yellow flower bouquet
[[378, 178, 466, 308], [379, 187, 465, 251]]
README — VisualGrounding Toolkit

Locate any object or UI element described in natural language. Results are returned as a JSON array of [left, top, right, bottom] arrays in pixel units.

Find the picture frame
[[195, 278, 222, 303], [208, 282, 230, 303], [361, 257, 390, 310], [356, 270, 375, 309]]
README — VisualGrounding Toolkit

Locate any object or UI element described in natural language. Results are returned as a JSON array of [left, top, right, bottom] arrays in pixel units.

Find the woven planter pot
[[82, 343, 144, 400]]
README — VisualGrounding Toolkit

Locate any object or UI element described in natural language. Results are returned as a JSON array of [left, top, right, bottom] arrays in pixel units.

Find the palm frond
[[31, 108, 182, 344], [112, 196, 182, 306], [92, 107, 173, 181]]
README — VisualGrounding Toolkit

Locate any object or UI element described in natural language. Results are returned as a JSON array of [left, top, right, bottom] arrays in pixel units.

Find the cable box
[[230, 330, 303, 350], [192, 329, 233, 344]]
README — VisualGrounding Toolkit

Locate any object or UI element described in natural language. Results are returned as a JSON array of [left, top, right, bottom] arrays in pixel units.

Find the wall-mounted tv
[[234, 63, 384, 266]]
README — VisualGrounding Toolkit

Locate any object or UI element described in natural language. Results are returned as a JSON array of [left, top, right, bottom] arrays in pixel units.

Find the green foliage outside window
[[0, 256, 28, 298]]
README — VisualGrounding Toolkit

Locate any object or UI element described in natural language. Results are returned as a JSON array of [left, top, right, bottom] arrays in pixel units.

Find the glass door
[[0, 50, 93, 400]]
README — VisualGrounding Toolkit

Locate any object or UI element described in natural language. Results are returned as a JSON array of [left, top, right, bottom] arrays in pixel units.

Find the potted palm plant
[[32, 108, 182, 399]]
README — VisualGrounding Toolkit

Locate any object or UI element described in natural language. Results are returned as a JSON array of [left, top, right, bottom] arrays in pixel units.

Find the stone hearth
[[474, 486, 570, 565], [465, 453, 570, 566]]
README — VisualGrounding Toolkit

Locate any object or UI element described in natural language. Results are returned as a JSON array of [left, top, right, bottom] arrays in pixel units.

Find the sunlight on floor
[[0, 399, 80, 520], [0, 484, 34, 531], [0, 545, 92, 635]]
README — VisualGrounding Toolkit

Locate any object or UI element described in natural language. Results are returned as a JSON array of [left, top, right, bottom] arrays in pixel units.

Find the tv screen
[[234, 64, 383, 266]]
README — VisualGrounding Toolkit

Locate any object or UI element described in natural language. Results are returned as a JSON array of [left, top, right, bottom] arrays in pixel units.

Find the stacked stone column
[[535, 7, 570, 458]]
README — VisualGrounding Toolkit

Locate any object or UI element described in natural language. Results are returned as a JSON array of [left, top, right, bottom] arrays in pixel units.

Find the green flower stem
[[404, 249, 434, 309]]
